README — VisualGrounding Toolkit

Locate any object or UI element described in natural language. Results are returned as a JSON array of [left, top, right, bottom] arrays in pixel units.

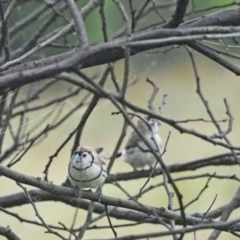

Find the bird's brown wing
[[125, 131, 141, 149], [125, 118, 151, 150], [77, 145, 108, 167], [95, 152, 110, 166], [96, 157, 105, 166]]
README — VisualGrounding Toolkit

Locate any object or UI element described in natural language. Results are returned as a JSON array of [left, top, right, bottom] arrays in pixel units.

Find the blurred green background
[[1, 0, 240, 239]]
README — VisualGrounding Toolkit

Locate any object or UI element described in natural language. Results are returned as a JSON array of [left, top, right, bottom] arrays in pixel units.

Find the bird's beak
[[73, 154, 82, 162]]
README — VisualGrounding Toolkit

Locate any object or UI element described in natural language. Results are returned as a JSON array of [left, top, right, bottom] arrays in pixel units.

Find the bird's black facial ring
[[74, 151, 92, 158], [74, 151, 83, 157], [72, 150, 94, 171]]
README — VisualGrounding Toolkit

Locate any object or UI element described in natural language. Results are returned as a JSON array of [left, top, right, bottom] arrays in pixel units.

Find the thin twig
[[201, 194, 218, 222], [146, 77, 159, 112], [77, 200, 95, 239], [16, 182, 66, 240], [136, 132, 171, 200], [105, 205, 118, 238]]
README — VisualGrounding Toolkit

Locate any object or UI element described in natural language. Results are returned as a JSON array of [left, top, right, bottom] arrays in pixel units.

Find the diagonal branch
[[208, 187, 240, 240], [0, 226, 21, 240]]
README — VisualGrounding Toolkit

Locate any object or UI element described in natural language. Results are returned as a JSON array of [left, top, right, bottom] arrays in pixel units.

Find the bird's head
[[72, 146, 94, 164], [142, 115, 162, 133]]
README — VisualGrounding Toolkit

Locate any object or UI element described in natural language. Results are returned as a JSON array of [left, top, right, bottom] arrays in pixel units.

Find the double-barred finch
[[121, 116, 162, 170], [68, 146, 109, 200]]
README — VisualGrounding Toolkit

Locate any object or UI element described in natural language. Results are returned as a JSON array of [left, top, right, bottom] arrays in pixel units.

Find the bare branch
[[146, 77, 159, 112], [163, 0, 189, 28], [105, 204, 118, 238], [208, 187, 240, 240], [201, 194, 218, 223], [77, 201, 95, 239], [16, 182, 66, 240], [0, 226, 21, 240], [106, 153, 240, 183], [113, 0, 131, 35], [0, 2, 240, 239], [0, 89, 19, 156], [65, 0, 89, 49], [0, 164, 215, 225]]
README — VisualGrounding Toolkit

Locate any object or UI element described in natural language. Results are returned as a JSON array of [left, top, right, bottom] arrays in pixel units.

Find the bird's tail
[[106, 152, 122, 160], [115, 152, 122, 158]]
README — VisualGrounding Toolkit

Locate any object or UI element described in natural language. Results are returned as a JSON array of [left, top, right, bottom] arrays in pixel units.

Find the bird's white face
[[148, 118, 161, 133], [72, 150, 93, 169]]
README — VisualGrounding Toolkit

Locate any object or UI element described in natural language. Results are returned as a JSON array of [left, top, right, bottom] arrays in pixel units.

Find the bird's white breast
[[122, 133, 162, 168], [68, 159, 107, 189]]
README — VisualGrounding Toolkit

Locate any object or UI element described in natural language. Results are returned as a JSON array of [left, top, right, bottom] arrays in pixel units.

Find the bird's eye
[[82, 153, 87, 158]]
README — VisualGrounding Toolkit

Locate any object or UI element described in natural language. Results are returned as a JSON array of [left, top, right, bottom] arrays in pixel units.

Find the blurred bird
[[68, 146, 109, 201], [121, 116, 162, 170]]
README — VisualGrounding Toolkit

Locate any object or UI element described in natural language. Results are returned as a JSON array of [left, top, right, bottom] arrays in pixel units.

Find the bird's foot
[[74, 186, 82, 198], [95, 186, 103, 203], [74, 186, 78, 198], [85, 189, 93, 192], [132, 166, 139, 172], [97, 191, 103, 203]]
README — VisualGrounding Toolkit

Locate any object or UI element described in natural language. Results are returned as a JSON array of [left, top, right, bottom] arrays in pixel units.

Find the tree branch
[[0, 226, 21, 240]]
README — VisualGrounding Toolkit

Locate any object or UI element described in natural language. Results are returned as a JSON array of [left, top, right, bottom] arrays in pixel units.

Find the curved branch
[[163, 0, 189, 28]]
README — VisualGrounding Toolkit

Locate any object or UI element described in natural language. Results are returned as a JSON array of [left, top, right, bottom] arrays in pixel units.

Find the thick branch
[[0, 164, 215, 225], [0, 8, 240, 91], [106, 153, 239, 182], [0, 226, 21, 240]]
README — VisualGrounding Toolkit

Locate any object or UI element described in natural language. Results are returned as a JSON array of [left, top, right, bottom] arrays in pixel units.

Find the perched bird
[[68, 146, 109, 201], [121, 116, 162, 170]]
